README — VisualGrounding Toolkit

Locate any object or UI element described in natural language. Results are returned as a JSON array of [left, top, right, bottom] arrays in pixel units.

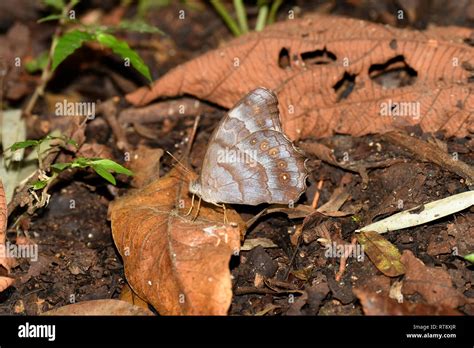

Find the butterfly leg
[[184, 194, 195, 216], [221, 203, 228, 225], [192, 196, 202, 221]]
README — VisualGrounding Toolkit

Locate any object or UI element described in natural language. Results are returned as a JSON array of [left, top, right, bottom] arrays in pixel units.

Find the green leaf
[[118, 20, 164, 34], [70, 157, 90, 168], [51, 162, 71, 171], [90, 159, 133, 176], [10, 140, 39, 152], [37, 13, 65, 23], [95, 32, 152, 82], [91, 164, 116, 185], [464, 253, 474, 264], [43, 0, 65, 11], [32, 180, 48, 190], [52, 30, 94, 70], [25, 51, 49, 73]]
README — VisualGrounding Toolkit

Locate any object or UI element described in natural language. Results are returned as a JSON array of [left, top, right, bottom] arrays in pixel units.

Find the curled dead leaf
[[109, 168, 244, 315]]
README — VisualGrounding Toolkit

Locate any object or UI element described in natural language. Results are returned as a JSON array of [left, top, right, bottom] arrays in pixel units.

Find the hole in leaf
[[369, 55, 417, 88], [333, 72, 356, 101], [278, 48, 291, 69], [300, 48, 336, 65]]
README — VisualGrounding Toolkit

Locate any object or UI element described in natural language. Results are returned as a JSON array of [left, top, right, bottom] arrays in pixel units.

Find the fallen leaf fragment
[[384, 131, 474, 185], [356, 231, 405, 277], [354, 289, 461, 315], [401, 250, 466, 308], [241, 238, 278, 251], [109, 168, 244, 315], [43, 299, 153, 315], [119, 284, 150, 311], [357, 191, 474, 233], [0, 276, 14, 292]]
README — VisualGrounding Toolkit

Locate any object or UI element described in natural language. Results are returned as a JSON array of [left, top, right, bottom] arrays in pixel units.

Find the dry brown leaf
[[0, 179, 6, 245], [401, 250, 466, 308], [119, 284, 150, 311], [0, 276, 14, 292], [357, 231, 405, 277], [126, 14, 474, 140], [354, 289, 461, 315], [43, 299, 153, 315], [0, 179, 15, 284], [127, 145, 164, 187], [109, 168, 244, 315]]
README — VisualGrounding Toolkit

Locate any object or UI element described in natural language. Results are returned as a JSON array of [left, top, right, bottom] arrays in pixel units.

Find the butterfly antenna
[[166, 114, 201, 179], [166, 151, 192, 176]]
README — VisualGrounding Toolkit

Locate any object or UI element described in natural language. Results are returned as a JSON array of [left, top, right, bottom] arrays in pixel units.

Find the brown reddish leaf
[[0, 23, 33, 101], [127, 145, 164, 187], [0, 276, 14, 292], [356, 231, 405, 277], [0, 179, 6, 245], [119, 284, 150, 311], [43, 299, 153, 315], [0, 179, 15, 283], [126, 15, 474, 140], [353, 289, 461, 315], [109, 168, 244, 315], [401, 250, 466, 308]]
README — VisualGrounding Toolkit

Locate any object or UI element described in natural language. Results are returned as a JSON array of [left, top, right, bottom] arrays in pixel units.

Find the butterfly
[[187, 87, 308, 221]]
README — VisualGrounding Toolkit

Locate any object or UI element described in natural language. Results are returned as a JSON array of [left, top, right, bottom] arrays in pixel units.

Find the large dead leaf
[[401, 250, 466, 308], [126, 15, 474, 140], [109, 168, 244, 315]]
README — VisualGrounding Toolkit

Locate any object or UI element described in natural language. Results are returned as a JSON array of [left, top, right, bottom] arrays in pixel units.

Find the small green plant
[[8, 137, 133, 192], [210, 0, 283, 36], [24, 0, 162, 115], [464, 253, 474, 264]]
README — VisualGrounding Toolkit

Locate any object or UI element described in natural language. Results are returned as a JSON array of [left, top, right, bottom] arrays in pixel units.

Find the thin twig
[[311, 179, 324, 209]]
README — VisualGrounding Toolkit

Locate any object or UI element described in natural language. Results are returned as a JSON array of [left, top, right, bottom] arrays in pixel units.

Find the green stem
[[23, 0, 76, 116], [255, 3, 269, 31], [267, 0, 283, 24], [233, 0, 248, 34], [210, 0, 241, 36]]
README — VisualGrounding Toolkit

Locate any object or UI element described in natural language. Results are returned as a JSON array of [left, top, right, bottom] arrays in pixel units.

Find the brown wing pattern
[[197, 88, 307, 205]]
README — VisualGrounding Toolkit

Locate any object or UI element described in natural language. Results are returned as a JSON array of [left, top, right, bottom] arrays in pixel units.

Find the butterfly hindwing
[[194, 87, 307, 205]]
